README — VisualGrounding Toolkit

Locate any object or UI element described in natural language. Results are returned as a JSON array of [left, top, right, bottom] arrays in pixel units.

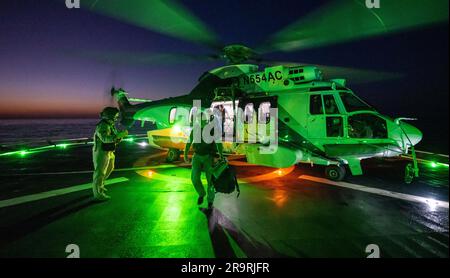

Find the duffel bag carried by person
[[211, 158, 240, 197]]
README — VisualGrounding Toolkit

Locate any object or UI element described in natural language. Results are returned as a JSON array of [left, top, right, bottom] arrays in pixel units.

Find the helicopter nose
[[402, 123, 423, 146]]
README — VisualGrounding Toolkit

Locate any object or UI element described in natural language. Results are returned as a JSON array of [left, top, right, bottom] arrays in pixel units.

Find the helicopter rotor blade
[[80, 0, 221, 50], [69, 50, 221, 66], [318, 65, 404, 84], [265, 60, 403, 84], [259, 0, 448, 53], [102, 70, 121, 106]]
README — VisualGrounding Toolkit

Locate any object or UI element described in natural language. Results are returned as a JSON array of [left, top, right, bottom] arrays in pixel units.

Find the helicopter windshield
[[339, 92, 374, 112]]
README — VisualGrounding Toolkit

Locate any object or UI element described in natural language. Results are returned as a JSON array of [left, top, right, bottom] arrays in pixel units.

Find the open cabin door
[[237, 96, 278, 143], [210, 100, 238, 141]]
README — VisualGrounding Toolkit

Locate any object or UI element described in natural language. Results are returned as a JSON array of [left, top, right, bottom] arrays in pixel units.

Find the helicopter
[[76, 0, 448, 181]]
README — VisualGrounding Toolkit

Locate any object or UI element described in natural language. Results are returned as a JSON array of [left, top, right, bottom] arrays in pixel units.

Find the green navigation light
[[429, 161, 449, 168], [57, 144, 69, 149]]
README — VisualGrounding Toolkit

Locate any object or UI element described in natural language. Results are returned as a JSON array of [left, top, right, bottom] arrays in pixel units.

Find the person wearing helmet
[[92, 107, 128, 201]]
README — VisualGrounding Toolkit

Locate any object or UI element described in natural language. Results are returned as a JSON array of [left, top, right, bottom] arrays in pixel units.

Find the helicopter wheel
[[166, 148, 180, 162], [325, 165, 346, 181]]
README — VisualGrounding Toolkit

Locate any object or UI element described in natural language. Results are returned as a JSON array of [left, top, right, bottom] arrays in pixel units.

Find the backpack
[[211, 159, 240, 197]]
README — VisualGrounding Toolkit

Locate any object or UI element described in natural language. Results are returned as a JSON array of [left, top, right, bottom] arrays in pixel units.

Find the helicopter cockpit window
[[348, 113, 388, 139], [339, 92, 374, 112], [310, 95, 323, 115], [323, 95, 339, 114], [258, 102, 271, 124], [326, 117, 343, 137], [244, 103, 254, 124], [169, 107, 177, 125]]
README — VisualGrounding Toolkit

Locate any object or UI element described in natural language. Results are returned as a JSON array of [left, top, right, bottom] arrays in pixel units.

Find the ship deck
[[0, 143, 448, 258]]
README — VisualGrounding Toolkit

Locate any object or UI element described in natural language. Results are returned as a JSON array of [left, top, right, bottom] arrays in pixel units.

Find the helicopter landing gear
[[166, 148, 180, 162], [404, 162, 415, 184], [404, 146, 419, 184], [325, 165, 346, 181]]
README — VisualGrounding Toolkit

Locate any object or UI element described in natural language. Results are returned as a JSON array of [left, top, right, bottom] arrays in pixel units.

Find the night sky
[[0, 0, 448, 150]]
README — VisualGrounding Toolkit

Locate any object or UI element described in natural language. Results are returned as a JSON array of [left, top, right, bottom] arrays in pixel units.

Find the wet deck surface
[[0, 143, 448, 258]]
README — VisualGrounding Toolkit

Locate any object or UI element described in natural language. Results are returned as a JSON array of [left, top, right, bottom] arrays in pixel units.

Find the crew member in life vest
[[92, 107, 128, 201]]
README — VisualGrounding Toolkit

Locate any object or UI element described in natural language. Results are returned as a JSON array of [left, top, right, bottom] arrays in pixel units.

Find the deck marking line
[[298, 175, 449, 209], [0, 177, 128, 208]]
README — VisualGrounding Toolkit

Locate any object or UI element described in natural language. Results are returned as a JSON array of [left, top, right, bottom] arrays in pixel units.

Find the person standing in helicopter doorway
[[92, 107, 128, 201]]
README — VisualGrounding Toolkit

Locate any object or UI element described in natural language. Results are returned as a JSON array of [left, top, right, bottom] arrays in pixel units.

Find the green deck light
[[19, 150, 28, 157], [431, 162, 449, 168], [57, 144, 68, 149], [138, 141, 148, 147]]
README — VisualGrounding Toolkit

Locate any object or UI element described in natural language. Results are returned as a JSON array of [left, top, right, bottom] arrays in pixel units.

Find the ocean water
[[0, 119, 97, 145]]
